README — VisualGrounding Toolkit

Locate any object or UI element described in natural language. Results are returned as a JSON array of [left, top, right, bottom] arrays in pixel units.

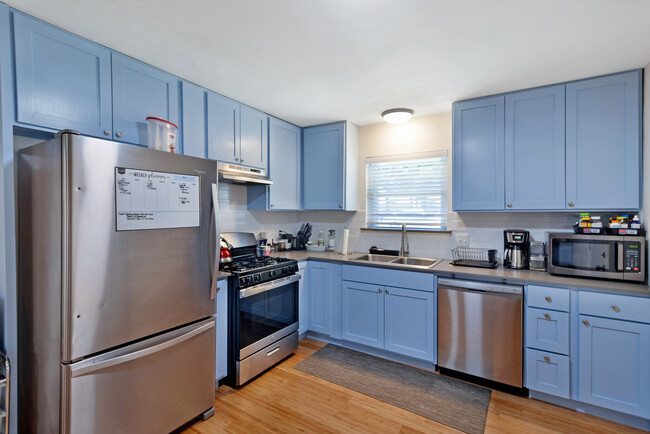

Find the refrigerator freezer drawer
[[62, 318, 216, 434]]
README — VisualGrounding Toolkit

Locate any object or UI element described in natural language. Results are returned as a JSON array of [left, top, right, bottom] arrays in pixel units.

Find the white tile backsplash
[[219, 183, 585, 259]]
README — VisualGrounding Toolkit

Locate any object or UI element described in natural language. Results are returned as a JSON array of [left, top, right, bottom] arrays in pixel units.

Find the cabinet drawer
[[527, 285, 569, 312], [526, 307, 569, 354], [579, 291, 650, 324], [525, 348, 570, 399], [342, 265, 434, 292]]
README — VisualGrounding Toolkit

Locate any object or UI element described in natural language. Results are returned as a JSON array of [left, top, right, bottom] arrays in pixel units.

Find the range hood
[[218, 161, 273, 185]]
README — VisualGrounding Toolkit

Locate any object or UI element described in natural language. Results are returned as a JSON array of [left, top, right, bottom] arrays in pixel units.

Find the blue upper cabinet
[[239, 105, 268, 170], [111, 53, 179, 146], [303, 121, 358, 210], [13, 13, 112, 138], [248, 117, 301, 210], [452, 96, 505, 211], [505, 86, 565, 210], [566, 71, 642, 210], [180, 81, 206, 158], [206, 92, 240, 164]]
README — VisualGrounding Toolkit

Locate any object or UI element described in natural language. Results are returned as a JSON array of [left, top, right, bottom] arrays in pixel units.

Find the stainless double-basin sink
[[350, 254, 441, 269]]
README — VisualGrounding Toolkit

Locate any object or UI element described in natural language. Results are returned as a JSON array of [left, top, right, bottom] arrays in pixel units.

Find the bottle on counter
[[327, 229, 336, 252], [317, 230, 325, 246]]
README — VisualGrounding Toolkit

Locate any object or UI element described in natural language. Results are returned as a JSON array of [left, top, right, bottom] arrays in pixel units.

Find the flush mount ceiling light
[[381, 108, 414, 124]]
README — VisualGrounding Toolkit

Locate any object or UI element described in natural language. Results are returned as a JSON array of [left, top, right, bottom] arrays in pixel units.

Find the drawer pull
[[611, 305, 620, 312], [545, 296, 552, 303], [267, 346, 280, 357], [544, 313, 551, 320], [544, 356, 551, 362], [583, 320, 590, 326]]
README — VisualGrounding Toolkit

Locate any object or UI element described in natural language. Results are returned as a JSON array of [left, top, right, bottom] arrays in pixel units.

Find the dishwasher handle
[[437, 278, 523, 296]]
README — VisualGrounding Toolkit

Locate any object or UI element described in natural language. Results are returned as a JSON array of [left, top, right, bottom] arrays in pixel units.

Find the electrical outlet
[[455, 233, 470, 247]]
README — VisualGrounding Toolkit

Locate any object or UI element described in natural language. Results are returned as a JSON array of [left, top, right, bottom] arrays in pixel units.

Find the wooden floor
[[184, 338, 643, 434]]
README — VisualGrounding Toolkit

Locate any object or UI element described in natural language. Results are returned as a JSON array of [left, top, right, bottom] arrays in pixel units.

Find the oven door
[[548, 234, 624, 280], [237, 274, 300, 360]]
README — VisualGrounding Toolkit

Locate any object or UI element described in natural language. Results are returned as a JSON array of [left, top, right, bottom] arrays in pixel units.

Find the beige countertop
[[273, 250, 650, 297]]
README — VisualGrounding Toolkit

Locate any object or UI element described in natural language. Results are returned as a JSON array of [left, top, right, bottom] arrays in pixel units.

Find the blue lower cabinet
[[384, 286, 434, 362], [579, 315, 650, 418], [342, 281, 384, 349], [215, 279, 228, 382], [111, 53, 179, 146], [307, 262, 341, 337], [525, 307, 569, 355], [13, 12, 112, 137], [525, 348, 570, 399]]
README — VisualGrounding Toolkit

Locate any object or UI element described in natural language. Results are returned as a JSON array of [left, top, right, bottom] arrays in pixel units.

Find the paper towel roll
[[340, 227, 350, 255]]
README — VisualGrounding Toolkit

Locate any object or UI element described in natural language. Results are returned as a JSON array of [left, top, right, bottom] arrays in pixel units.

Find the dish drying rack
[[451, 247, 498, 269]]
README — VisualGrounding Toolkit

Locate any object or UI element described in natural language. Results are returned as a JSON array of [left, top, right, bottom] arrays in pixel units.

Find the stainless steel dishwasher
[[437, 278, 523, 387]]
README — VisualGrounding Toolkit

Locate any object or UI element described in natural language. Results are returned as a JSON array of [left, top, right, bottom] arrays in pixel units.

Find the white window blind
[[366, 151, 447, 230]]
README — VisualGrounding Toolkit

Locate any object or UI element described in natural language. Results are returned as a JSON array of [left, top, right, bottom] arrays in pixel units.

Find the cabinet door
[[342, 281, 384, 349], [269, 117, 301, 210], [505, 86, 565, 209], [452, 96, 505, 210], [308, 262, 330, 335], [240, 105, 268, 170], [298, 262, 308, 336], [13, 13, 112, 137], [180, 81, 206, 158], [215, 279, 228, 382], [566, 71, 641, 210], [303, 122, 345, 210], [112, 53, 179, 146], [384, 286, 434, 362], [207, 92, 240, 163], [579, 315, 650, 418]]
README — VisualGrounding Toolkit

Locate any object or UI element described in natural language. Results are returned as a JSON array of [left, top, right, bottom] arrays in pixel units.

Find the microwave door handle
[[616, 241, 624, 272]]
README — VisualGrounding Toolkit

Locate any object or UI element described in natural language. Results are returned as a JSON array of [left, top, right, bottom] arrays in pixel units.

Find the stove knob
[[254, 274, 261, 282], [270, 270, 277, 278], [245, 276, 253, 285]]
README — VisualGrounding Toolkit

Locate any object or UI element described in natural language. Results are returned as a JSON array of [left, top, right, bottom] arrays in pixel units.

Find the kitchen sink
[[351, 254, 398, 263], [351, 254, 440, 269], [390, 257, 439, 268]]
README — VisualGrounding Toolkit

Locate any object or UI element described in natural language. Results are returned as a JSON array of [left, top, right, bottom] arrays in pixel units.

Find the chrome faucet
[[400, 224, 409, 256]]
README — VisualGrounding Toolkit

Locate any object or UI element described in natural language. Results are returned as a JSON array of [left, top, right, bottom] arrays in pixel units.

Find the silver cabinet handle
[[216, 286, 221, 293], [339, 204, 343, 208], [240, 158, 245, 162], [612, 305, 620, 312], [545, 296, 552, 303], [385, 289, 389, 295], [116, 131, 122, 138], [378, 288, 382, 293], [544, 313, 551, 320], [235, 157, 239, 161], [583, 320, 590, 326], [270, 204, 275, 208], [544, 356, 551, 362], [568, 202, 574, 207], [507, 203, 512, 208], [104, 130, 111, 136]]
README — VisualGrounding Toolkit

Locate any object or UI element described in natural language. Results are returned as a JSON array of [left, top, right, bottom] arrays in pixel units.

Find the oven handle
[[239, 274, 301, 299]]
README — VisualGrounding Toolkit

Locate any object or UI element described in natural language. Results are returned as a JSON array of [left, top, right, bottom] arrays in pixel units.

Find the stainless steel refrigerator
[[17, 132, 220, 433]]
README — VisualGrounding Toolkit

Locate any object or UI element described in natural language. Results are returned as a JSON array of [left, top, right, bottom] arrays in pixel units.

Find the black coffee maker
[[503, 229, 530, 269]]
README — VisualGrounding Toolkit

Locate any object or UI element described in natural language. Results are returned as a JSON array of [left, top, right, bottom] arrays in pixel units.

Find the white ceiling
[[7, 0, 650, 126]]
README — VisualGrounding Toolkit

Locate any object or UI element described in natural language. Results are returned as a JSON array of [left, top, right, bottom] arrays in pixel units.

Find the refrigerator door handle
[[210, 182, 220, 300], [69, 320, 215, 378]]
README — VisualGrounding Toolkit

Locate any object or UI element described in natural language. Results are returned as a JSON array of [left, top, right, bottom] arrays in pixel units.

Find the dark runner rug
[[295, 344, 491, 434]]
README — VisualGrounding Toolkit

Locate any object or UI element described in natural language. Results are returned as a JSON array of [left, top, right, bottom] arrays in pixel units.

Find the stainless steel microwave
[[548, 233, 646, 282]]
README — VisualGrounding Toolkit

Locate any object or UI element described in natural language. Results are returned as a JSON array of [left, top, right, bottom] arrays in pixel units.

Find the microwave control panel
[[624, 241, 641, 272]]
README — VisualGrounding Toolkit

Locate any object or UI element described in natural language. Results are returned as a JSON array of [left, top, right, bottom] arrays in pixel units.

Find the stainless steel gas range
[[220, 232, 300, 386]]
